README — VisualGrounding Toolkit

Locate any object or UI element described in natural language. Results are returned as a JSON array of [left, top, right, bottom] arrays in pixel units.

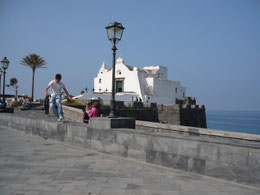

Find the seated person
[[22, 98, 31, 108], [88, 101, 100, 120], [0, 101, 5, 112], [82, 101, 91, 123]]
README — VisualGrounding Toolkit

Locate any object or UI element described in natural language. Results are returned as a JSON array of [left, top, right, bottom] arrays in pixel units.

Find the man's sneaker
[[58, 117, 64, 122]]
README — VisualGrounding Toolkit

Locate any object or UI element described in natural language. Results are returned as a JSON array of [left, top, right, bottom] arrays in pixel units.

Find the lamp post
[[1, 57, 10, 103], [0, 69, 2, 100], [105, 22, 125, 118]]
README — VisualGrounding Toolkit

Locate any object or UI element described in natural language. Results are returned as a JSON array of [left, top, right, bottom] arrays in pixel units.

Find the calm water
[[206, 110, 260, 135]]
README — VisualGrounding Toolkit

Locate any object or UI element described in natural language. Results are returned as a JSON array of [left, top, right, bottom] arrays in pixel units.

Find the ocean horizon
[[206, 110, 260, 135]]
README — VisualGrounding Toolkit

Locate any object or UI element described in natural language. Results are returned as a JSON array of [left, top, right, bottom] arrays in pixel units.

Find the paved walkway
[[0, 125, 259, 195]]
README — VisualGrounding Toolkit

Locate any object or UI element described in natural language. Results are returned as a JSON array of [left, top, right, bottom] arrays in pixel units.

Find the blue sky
[[0, 0, 259, 111]]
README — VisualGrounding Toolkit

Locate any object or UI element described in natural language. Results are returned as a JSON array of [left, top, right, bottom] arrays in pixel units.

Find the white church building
[[77, 57, 186, 105]]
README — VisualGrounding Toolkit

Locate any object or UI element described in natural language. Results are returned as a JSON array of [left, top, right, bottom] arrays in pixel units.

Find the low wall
[[62, 105, 82, 123], [63, 105, 260, 142], [136, 120, 260, 142], [0, 113, 260, 188]]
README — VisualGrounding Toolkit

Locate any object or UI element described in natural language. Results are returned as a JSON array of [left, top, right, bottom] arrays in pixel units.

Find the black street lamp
[[105, 22, 125, 118], [0, 69, 2, 100], [1, 57, 9, 103]]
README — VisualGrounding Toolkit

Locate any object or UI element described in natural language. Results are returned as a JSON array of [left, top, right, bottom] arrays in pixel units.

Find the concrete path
[[0, 125, 259, 195]]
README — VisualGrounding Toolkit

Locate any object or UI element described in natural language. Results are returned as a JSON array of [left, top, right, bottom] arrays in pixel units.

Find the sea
[[206, 110, 260, 135]]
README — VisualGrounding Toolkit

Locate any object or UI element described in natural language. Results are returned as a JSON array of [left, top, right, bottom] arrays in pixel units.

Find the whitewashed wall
[[93, 58, 186, 105]]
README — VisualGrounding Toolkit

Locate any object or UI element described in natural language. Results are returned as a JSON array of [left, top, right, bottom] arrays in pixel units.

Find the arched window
[[99, 78, 102, 83]]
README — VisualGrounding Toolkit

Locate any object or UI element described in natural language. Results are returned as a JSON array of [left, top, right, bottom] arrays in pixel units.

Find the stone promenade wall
[[0, 113, 259, 188], [62, 105, 82, 123], [136, 120, 260, 142], [66, 100, 206, 128]]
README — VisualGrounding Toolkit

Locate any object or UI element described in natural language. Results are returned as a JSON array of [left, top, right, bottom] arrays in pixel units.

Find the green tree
[[21, 54, 47, 100], [6, 78, 19, 101]]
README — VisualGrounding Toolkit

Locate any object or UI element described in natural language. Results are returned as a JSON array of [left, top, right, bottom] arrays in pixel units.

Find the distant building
[[93, 57, 186, 105], [74, 57, 206, 127]]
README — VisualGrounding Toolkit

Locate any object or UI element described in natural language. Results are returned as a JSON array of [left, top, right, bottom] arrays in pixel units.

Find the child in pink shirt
[[88, 101, 99, 119]]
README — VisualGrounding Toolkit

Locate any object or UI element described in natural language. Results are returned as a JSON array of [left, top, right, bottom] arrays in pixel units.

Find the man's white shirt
[[48, 80, 65, 96]]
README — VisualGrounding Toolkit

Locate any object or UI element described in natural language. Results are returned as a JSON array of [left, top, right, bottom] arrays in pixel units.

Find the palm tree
[[6, 78, 19, 101], [21, 54, 47, 100]]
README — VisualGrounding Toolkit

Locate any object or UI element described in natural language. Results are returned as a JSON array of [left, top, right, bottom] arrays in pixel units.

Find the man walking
[[45, 74, 73, 121]]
